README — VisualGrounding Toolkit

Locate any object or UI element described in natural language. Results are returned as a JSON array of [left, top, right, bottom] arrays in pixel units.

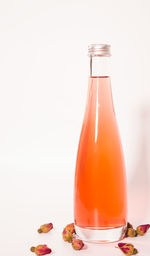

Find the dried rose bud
[[125, 222, 134, 237], [136, 224, 150, 236], [72, 239, 84, 250], [30, 245, 52, 255], [133, 248, 138, 254], [127, 228, 137, 237], [118, 243, 135, 255], [64, 223, 75, 234], [38, 223, 53, 233], [62, 229, 73, 243], [127, 222, 133, 229]]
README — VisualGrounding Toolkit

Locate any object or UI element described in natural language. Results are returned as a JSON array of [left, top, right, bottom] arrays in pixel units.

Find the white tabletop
[[1, 168, 150, 256]]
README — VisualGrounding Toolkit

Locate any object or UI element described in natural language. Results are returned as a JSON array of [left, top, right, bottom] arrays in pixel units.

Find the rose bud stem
[[133, 248, 138, 254], [31, 247, 36, 252]]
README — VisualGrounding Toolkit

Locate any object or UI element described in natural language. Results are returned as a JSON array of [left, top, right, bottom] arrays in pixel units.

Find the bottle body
[[74, 45, 127, 242], [74, 76, 127, 227]]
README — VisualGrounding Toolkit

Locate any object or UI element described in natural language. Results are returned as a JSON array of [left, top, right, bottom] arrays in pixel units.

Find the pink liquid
[[74, 76, 127, 228]]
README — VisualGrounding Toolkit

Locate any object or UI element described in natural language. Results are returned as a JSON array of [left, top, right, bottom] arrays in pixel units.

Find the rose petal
[[118, 243, 127, 248]]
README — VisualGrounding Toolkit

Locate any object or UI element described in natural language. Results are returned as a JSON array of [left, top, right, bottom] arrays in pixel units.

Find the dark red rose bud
[[64, 223, 75, 234], [127, 222, 133, 229], [127, 228, 137, 237], [125, 222, 134, 237], [72, 239, 84, 250], [30, 245, 52, 255], [118, 243, 135, 255], [62, 229, 73, 243], [136, 224, 150, 236], [38, 223, 53, 233]]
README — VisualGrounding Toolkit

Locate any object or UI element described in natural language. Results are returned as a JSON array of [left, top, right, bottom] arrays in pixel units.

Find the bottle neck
[[89, 56, 110, 77]]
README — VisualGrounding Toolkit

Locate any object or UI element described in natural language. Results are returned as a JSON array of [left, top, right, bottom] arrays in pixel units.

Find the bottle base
[[75, 224, 126, 243]]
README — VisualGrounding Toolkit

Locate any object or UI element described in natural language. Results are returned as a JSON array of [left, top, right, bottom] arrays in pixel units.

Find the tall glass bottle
[[74, 44, 127, 243]]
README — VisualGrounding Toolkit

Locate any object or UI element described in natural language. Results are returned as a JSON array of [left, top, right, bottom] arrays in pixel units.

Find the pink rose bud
[[30, 245, 52, 255], [72, 239, 84, 250], [38, 223, 53, 233], [62, 229, 73, 243], [118, 243, 135, 255], [64, 223, 75, 234], [136, 224, 150, 236]]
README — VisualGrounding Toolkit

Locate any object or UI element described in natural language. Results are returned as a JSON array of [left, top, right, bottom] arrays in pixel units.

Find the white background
[[0, 0, 150, 255]]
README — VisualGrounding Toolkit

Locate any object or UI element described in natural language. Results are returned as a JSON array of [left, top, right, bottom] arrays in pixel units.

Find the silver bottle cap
[[88, 44, 111, 57]]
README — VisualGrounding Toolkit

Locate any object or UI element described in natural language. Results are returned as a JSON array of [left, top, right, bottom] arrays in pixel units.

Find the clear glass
[[74, 44, 127, 243]]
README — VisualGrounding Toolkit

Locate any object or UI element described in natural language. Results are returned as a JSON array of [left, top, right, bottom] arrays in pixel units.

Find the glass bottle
[[74, 44, 127, 243]]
